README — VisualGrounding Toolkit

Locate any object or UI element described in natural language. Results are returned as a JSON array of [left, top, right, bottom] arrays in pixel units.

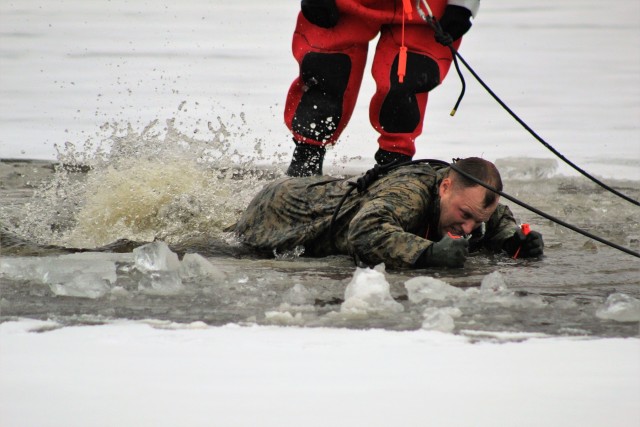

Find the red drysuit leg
[[370, 24, 461, 157], [284, 0, 461, 154], [284, 13, 379, 146]]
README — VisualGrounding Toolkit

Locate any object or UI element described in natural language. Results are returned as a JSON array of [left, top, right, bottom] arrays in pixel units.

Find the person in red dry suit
[[284, 0, 480, 176]]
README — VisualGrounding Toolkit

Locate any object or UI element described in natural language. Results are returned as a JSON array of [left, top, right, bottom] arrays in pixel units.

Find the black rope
[[429, 17, 466, 116], [329, 159, 640, 258], [427, 17, 640, 207]]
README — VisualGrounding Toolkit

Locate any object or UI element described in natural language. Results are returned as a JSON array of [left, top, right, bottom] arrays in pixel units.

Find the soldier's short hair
[[450, 157, 502, 208]]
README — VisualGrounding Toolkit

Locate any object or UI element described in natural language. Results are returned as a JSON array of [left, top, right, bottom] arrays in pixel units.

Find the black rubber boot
[[374, 149, 412, 166], [286, 141, 326, 177]]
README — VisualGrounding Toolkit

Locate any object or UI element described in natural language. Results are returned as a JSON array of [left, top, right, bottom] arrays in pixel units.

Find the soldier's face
[[437, 177, 499, 237]]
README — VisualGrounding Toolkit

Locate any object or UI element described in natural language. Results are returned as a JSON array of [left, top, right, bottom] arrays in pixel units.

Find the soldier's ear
[[439, 177, 452, 198]]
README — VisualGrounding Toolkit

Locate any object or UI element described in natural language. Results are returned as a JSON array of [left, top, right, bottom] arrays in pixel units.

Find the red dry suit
[[284, 0, 474, 157]]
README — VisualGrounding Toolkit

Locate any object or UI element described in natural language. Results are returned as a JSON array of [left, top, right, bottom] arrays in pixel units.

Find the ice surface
[[404, 276, 465, 302], [264, 310, 304, 326], [421, 307, 463, 333], [0, 256, 117, 299], [179, 253, 226, 280], [47, 274, 111, 299], [494, 158, 559, 180], [341, 266, 403, 314], [282, 283, 315, 306], [595, 293, 640, 322], [480, 271, 508, 292], [0, 246, 225, 299], [465, 271, 545, 309], [404, 271, 547, 316], [137, 271, 183, 295]]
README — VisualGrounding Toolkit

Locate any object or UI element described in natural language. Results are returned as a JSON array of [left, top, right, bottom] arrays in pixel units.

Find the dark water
[[1, 154, 639, 338]]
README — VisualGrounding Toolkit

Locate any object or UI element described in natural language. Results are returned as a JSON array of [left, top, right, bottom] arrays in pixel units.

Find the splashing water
[[12, 104, 284, 248]]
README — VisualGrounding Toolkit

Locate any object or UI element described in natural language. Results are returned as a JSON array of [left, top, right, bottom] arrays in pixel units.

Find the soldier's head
[[437, 157, 502, 237]]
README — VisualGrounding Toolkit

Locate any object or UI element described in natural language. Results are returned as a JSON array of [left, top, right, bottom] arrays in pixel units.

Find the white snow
[[1, 320, 639, 427]]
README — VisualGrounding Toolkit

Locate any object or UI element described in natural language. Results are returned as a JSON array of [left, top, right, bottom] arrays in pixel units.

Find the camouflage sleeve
[[346, 176, 433, 269], [482, 203, 519, 252]]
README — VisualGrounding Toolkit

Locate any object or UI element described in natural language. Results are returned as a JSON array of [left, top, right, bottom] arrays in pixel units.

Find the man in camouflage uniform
[[235, 157, 544, 268]]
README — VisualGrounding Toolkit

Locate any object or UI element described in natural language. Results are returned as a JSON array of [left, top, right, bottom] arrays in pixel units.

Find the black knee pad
[[379, 53, 440, 133], [292, 52, 351, 142]]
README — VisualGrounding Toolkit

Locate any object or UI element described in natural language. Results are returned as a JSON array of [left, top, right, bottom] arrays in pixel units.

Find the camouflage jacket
[[234, 163, 518, 268]]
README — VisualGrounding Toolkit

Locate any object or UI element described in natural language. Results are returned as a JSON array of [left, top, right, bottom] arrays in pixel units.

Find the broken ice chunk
[[47, 273, 111, 299], [133, 241, 180, 272], [480, 271, 508, 292], [404, 276, 464, 303], [133, 242, 183, 294], [421, 307, 462, 333], [179, 253, 226, 280], [283, 283, 314, 306], [341, 266, 403, 313], [596, 293, 640, 322]]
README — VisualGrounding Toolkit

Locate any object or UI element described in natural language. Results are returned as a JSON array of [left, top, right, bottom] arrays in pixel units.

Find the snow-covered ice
[[0, 255, 119, 299]]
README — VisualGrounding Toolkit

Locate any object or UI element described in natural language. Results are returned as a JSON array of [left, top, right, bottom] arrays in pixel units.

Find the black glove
[[301, 0, 339, 29], [503, 229, 545, 258], [416, 234, 469, 268], [436, 5, 472, 44]]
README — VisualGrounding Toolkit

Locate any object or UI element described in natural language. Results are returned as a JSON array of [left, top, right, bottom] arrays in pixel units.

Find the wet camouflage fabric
[[234, 163, 519, 269]]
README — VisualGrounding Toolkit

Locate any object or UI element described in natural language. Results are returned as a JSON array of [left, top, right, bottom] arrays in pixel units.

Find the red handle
[[513, 223, 530, 259]]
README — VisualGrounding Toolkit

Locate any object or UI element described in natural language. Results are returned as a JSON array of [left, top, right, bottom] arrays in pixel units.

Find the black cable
[[427, 17, 640, 207]]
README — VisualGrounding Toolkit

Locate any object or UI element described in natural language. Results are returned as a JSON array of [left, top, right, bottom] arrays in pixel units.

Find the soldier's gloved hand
[[417, 234, 469, 268], [301, 0, 339, 29], [503, 229, 544, 258], [436, 5, 472, 44]]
